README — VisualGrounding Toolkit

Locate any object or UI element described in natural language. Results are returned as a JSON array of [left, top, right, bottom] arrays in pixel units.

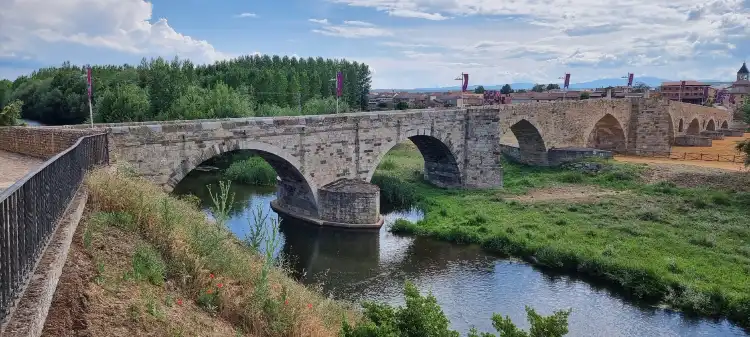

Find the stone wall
[[627, 98, 674, 153], [548, 148, 613, 166], [668, 101, 732, 137], [0, 127, 94, 158], [700, 130, 725, 140], [674, 135, 712, 147], [317, 179, 380, 226]]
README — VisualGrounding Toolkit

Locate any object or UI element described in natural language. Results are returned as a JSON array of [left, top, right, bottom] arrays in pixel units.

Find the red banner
[[462, 73, 469, 92], [564, 73, 571, 89], [86, 66, 92, 99], [627, 73, 634, 87], [336, 72, 343, 97]]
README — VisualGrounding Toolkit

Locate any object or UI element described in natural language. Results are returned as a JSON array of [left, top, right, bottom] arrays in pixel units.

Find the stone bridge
[[50, 97, 729, 227]]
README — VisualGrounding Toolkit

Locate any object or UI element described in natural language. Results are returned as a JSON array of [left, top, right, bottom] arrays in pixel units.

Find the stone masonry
[[44, 97, 729, 226]]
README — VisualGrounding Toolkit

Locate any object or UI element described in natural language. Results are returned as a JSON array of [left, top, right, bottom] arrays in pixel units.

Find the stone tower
[[738, 62, 749, 81]]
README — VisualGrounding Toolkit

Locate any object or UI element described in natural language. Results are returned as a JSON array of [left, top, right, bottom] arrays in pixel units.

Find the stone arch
[[687, 118, 701, 135], [706, 119, 716, 131], [586, 114, 627, 152], [678, 119, 684, 132], [167, 140, 319, 216], [721, 120, 729, 129], [367, 129, 462, 188], [509, 119, 547, 165]]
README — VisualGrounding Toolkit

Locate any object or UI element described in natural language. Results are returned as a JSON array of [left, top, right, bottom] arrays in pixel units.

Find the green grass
[[372, 143, 750, 329], [224, 156, 278, 186], [132, 244, 166, 286]]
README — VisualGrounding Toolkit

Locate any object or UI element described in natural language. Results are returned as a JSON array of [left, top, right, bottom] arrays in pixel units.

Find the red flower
[[209, 273, 214, 279], [307, 303, 313, 309], [217, 283, 223, 288], [207, 289, 213, 294], [284, 300, 289, 305], [177, 299, 183, 306]]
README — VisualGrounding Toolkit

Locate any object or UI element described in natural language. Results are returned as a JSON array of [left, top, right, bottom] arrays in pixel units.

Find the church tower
[[738, 62, 749, 81]]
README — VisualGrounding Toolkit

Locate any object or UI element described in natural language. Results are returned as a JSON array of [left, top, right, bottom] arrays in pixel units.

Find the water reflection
[[173, 171, 748, 337]]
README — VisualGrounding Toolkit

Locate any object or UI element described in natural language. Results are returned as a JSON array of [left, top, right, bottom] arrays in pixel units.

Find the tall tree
[[500, 84, 513, 94], [474, 85, 486, 94], [531, 84, 545, 92], [546, 83, 561, 90]]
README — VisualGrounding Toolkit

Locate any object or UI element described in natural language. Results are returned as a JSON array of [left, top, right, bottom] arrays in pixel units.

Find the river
[[173, 170, 747, 337]]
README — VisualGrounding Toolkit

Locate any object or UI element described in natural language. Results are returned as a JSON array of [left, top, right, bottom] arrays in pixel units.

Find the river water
[[173, 171, 747, 337]]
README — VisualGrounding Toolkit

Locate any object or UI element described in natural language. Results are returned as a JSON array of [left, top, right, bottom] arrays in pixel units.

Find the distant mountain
[[373, 76, 735, 93]]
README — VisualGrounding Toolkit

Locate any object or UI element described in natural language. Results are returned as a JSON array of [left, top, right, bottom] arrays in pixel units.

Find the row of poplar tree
[[0, 54, 372, 125]]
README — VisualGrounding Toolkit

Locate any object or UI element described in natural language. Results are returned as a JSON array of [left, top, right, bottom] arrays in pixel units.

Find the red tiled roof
[[661, 81, 708, 86]]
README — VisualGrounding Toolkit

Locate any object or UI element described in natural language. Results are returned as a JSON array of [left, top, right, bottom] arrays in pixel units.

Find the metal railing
[[615, 149, 747, 163], [0, 133, 108, 322]]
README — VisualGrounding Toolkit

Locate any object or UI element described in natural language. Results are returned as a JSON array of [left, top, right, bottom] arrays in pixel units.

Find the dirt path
[[614, 156, 748, 172], [0, 150, 45, 191]]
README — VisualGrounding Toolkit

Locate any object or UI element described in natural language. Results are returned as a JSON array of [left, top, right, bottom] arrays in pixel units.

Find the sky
[[0, 0, 749, 89]]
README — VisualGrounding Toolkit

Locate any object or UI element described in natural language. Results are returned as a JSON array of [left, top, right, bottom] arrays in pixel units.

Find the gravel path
[[0, 150, 45, 192]]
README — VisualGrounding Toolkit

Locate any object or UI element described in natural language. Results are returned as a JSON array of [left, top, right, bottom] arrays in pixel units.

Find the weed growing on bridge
[[373, 144, 750, 330], [85, 169, 358, 336]]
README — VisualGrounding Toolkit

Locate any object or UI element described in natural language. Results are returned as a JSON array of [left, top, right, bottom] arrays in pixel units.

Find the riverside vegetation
[[373, 141, 750, 330], [61, 168, 571, 336]]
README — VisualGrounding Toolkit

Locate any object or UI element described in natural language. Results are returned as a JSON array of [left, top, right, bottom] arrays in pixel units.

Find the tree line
[[473, 83, 560, 95], [0, 55, 372, 125]]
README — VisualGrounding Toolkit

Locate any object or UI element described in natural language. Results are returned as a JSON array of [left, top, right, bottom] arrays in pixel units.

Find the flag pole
[[86, 65, 93, 128]]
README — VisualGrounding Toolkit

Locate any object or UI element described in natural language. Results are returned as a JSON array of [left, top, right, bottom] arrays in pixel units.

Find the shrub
[[224, 156, 277, 186], [0, 100, 22, 126], [341, 282, 572, 337], [372, 174, 421, 209]]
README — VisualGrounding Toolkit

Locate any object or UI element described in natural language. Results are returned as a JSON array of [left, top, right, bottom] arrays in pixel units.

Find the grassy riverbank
[[46, 169, 356, 336], [375, 142, 750, 329]]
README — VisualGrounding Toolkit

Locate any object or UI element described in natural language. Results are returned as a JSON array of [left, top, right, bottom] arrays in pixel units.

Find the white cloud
[[235, 13, 258, 18], [324, 0, 750, 88], [310, 19, 392, 38], [0, 0, 231, 66], [343, 20, 375, 26], [387, 9, 448, 20]]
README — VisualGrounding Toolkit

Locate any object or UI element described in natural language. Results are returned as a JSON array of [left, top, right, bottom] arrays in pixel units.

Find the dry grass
[[85, 168, 358, 337]]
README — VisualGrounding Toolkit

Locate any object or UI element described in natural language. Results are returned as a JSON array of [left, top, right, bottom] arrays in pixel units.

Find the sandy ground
[[507, 185, 624, 202], [615, 133, 749, 172], [0, 150, 45, 191], [614, 156, 748, 172]]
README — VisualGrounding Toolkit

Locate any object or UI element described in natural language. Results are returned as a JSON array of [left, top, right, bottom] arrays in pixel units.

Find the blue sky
[[1, 0, 748, 89]]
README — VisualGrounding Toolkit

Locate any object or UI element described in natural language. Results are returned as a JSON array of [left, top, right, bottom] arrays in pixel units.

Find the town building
[[659, 81, 710, 104], [728, 62, 750, 105]]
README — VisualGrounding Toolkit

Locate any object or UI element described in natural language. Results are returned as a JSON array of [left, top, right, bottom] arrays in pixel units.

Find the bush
[[0, 100, 22, 126], [372, 174, 421, 209], [95, 84, 150, 123], [224, 157, 277, 185], [302, 97, 350, 115], [341, 282, 572, 337]]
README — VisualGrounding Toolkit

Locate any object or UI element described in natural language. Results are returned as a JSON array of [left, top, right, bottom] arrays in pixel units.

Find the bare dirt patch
[[41, 210, 242, 337], [641, 163, 750, 192], [507, 185, 624, 202]]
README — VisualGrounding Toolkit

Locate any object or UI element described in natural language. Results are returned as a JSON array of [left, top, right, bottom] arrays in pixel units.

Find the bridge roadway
[[0, 150, 44, 192], [49, 97, 731, 228]]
